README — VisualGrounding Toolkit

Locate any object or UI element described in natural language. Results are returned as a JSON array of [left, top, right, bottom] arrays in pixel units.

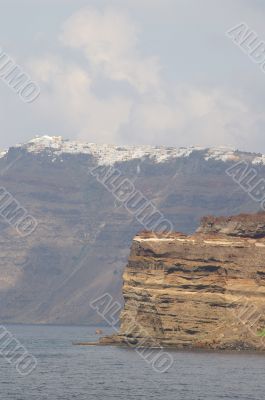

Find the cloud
[[120, 86, 264, 149], [60, 7, 161, 94], [23, 4, 265, 152], [29, 55, 132, 143]]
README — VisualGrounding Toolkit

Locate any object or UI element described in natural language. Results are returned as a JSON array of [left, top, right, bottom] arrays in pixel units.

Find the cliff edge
[[101, 212, 265, 350]]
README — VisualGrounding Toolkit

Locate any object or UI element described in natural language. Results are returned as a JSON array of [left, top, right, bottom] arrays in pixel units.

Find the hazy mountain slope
[[0, 136, 263, 325]]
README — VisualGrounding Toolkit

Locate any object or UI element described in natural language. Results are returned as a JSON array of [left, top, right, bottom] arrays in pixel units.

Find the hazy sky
[[1, 0, 265, 152]]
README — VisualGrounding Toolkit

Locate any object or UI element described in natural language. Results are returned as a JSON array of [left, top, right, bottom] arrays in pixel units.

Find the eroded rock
[[104, 214, 265, 350]]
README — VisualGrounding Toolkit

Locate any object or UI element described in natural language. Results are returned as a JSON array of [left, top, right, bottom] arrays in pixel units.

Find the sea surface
[[1, 324, 264, 400]]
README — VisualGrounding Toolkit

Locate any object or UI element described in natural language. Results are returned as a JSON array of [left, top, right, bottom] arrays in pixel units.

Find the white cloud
[[120, 86, 262, 148], [23, 4, 265, 152], [28, 55, 132, 143], [60, 7, 161, 94]]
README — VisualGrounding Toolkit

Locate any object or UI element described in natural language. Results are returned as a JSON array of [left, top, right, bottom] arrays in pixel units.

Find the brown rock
[[197, 211, 265, 238], [105, 213, 265, 351]]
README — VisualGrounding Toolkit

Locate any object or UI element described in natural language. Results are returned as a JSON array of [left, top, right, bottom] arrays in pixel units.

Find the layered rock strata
[[1, 136, 265, 325], [103, 217, 265, 350], [198, 212, 265, 238]]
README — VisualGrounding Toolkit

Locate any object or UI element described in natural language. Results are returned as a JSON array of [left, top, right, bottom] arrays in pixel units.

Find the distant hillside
[[0, 136, 263, 325]]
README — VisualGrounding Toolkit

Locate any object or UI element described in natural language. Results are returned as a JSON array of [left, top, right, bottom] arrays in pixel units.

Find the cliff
[[103, 214, 265, 350], [1, 136, 265, 325], [197, 212, 265, 238]]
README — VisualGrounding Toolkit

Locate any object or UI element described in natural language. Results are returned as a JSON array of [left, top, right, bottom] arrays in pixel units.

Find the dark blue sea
[[1, 324, 264, 400]]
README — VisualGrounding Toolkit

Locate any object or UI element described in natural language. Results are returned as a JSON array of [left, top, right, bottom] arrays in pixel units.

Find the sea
[[0, 324, 264, 400]]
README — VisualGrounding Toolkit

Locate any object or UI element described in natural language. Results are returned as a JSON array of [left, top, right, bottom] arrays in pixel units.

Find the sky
[[0, 0, 265, 152]]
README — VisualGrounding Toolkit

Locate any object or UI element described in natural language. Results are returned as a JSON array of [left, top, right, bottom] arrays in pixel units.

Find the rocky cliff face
[[106, 215, 265, 350], [0, 136, 265, 325], [197, 212, 265, 238]]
